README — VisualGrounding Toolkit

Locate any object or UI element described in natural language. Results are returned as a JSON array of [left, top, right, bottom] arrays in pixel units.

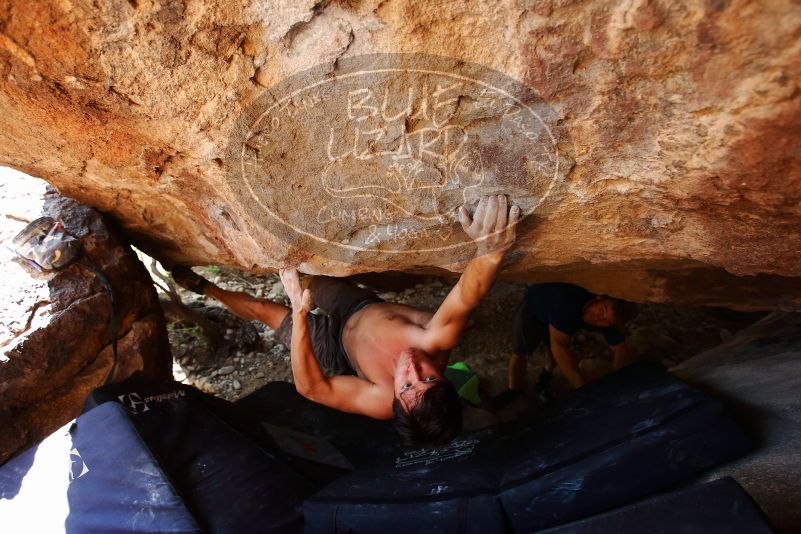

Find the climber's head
[[391, 348, 462, 445], [582, 296, 638, 328]]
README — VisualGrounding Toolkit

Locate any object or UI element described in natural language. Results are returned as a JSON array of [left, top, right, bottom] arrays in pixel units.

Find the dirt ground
[[163, 265, 764, 403]]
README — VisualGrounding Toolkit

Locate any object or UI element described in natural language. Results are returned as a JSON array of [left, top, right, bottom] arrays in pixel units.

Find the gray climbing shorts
[[274, 276, 382, 376]]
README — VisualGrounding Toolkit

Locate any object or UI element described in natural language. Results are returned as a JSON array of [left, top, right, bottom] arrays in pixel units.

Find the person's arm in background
[[548, 325, 585, 389]]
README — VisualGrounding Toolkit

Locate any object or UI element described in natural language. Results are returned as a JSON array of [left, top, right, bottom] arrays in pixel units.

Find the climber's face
[[583, 297, 616, 328], [394, 348, 444, 411]]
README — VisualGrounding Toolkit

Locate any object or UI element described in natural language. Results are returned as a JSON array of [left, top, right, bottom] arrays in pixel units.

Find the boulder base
[[0, 174, 171, 464]]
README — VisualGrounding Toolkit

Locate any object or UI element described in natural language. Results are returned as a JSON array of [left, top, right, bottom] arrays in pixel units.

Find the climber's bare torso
[[342, 302, 450, 385]]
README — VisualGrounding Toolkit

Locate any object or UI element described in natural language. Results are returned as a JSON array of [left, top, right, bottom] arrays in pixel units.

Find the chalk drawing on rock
[[227, 54, 573, 266]]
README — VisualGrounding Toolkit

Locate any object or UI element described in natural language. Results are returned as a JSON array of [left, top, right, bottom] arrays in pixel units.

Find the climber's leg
[[172, 266, 290, 329]]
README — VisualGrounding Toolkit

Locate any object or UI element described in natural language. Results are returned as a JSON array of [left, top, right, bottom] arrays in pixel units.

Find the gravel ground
[[160, 265, 764, 403]]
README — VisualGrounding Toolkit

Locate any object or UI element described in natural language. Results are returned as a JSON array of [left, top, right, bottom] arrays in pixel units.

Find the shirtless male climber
[[172, 195, 519, 445]]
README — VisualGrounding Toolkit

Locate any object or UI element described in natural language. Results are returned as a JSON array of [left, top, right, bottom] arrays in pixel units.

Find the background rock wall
[[0, 0, 799, 309], [0, 171, 171, 464], [673, 312, 801, 532]]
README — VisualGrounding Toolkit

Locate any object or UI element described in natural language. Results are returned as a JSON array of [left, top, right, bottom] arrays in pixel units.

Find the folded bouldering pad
[[304, 363, 753, 533]]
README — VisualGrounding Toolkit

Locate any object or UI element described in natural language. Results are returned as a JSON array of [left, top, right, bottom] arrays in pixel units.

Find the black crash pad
[[304, 363, 753, 533], [539, 477, 774, 533], [236, 381, 401, 467]]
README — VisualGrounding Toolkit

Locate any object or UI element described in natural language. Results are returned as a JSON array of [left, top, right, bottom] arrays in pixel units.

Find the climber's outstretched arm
[[423, 195, 519, 351]]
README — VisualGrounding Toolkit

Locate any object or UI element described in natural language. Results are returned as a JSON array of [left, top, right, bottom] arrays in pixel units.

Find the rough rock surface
[[0, 171, 171, 464], [673, 312, 801, 533], [0, 1, 799, 309]]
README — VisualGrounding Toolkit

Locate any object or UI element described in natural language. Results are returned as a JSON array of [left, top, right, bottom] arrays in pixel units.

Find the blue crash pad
[[85, 380, 313, 533], [0, 402, 200, 533]]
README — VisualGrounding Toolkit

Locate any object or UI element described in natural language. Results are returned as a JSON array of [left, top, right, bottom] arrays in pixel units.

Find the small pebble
[[218, 365, 235, 375], [233, 380, 241, 390]]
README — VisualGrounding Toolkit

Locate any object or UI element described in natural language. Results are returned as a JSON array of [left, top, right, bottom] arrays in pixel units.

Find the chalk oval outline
[[236, 54, 564, 256]]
